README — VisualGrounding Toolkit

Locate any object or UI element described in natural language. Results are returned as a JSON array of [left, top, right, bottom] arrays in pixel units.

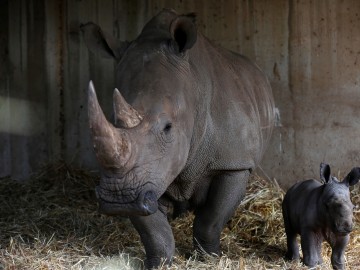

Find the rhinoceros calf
[[81, 8, 274, 268], [282, 163, 360, 270]]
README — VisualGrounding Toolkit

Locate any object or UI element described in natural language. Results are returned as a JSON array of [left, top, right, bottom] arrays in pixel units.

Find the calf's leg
[[284, 231, 300, 260], [329, 235, 349, 270], [301, 231, 322, 267], [193, 170, 249, 255], [282, 208, 299, 260]]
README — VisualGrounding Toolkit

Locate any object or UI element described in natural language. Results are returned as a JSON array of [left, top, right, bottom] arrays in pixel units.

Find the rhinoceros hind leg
[[284, 233, 300, 261], [282, 210, 300, 260], [130, 208, 175, 269], [193, 170, 250, 255]]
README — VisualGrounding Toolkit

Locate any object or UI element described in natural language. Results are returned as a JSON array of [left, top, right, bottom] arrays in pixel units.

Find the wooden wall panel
[[1, 0, 360, 187]]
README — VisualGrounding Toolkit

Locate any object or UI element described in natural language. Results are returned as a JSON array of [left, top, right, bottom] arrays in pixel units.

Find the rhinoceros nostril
[[345, 223, 353, 232], [143, 191, 157, 206], [140, 190, 158, 215]]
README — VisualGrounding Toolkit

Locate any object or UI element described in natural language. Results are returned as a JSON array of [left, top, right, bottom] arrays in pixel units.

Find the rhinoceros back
[[191, 36, 275, 170]]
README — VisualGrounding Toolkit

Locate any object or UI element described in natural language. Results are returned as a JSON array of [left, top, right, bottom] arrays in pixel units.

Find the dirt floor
[[1, 164, 359, 269]]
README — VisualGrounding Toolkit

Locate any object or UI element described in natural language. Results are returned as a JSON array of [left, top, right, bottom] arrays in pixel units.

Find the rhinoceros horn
[[88, 81, 131, 169], [113, 88, 143, 128]]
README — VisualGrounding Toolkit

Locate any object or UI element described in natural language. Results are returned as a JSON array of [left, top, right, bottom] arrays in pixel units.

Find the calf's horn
[[113, 88, 143, 128], [88, 81, 131, 169]]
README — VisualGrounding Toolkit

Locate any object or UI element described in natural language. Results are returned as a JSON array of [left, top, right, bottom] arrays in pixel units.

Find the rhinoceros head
[[82, 9, 198, 216], [319, 163, 360, 235]]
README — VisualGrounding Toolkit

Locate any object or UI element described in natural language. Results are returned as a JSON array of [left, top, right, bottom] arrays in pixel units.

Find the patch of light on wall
[[0, 97, 45, 136]]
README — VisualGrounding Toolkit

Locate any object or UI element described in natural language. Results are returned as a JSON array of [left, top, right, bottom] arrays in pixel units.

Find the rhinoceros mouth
[[95, 186, 158, 216], [332, 228, 352, 236], [330, 222, 353, 236]]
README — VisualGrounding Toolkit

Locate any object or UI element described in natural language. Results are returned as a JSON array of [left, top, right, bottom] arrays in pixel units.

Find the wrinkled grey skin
[[82, 9, 274, 269], [282, 163, 360, 270]]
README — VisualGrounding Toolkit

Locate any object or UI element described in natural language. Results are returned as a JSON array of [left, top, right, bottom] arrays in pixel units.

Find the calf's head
[[82, 10, 198, 216], [319, 163, 360, 235]]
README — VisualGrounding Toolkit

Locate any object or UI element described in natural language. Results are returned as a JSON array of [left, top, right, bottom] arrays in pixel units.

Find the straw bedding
[[1, 164, 359, 269]]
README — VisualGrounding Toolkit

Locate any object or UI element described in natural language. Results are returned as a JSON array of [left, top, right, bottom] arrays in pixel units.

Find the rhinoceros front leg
[[193, 170, 250, 255], [329, 234, 349, 270], [130, 208, 175, 269], [301, 230, 323, 268]]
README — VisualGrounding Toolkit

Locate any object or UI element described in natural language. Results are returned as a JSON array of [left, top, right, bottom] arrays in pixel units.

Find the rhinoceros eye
[[163, 122, 172, 133], [160, 122, 174, 144]]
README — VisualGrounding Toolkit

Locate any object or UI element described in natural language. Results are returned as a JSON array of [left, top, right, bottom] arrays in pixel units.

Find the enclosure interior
[[1, 0, 360, 189]]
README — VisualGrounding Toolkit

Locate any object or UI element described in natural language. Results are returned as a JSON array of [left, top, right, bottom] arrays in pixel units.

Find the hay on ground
[[1, 164, 359, 269]]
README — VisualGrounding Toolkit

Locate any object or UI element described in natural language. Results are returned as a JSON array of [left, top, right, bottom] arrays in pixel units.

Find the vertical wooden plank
[[44, 0, 63, 161], [250, 0, 291, 181], [0, 0, 10, 178], [235, 0, 256, 59], [285, 0, 314, 179], [25, 0, 47, 171], [6, 0, 48, 180], [77, 0, 98, 168], [64, 0, 90, 167], [8, 0, 30, 180]]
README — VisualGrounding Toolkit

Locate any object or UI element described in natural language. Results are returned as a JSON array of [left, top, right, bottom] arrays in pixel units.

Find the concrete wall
[[1, 0, 360, 188], [263, 1, 360, 188]]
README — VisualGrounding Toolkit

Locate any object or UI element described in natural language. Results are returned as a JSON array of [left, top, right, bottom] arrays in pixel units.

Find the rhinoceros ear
[[80, 22, 129, 60], [169, 13, 197, 53], [343, 167, 360, 187], [320, 162, 331, 183]]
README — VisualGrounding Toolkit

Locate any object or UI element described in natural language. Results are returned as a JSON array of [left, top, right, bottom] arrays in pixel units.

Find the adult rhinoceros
[[81, 8, 274, 269]]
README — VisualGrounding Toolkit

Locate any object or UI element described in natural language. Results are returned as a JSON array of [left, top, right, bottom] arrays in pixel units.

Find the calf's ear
[[320, 162, 331, 183], [80, 22, 129, 60], [343, 167, 360, 187], [170, 13, 197, 53]]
